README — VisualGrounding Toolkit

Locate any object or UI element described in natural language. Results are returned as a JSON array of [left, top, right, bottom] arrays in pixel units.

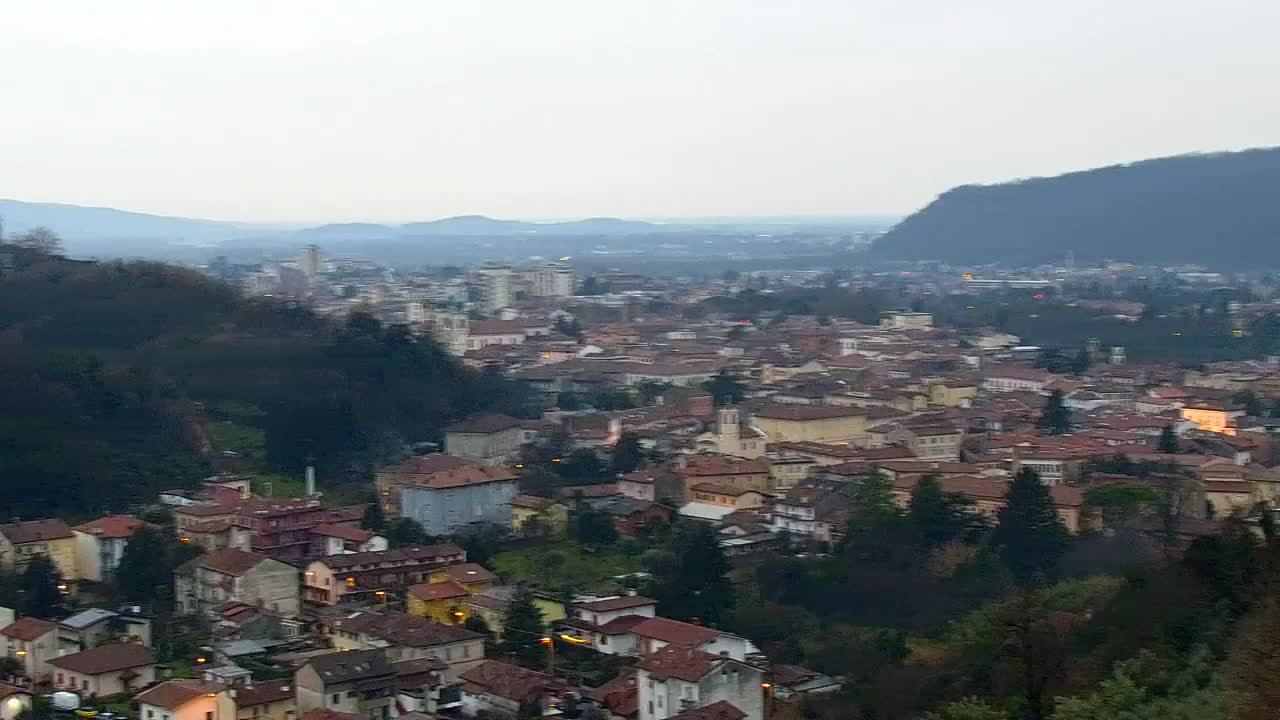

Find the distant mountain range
[[0, 199, 691, 253], [872, 147, 1280, 267]]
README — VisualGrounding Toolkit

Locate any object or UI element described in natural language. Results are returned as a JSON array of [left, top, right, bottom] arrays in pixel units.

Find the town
[[3, 242, 1279, 720]]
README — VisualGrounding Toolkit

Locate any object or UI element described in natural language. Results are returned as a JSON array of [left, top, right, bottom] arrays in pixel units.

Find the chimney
[[305, 466, 316, 496]]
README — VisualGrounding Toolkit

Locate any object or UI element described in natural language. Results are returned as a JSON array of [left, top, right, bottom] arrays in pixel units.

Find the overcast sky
[[3, 0, 1277, 223]]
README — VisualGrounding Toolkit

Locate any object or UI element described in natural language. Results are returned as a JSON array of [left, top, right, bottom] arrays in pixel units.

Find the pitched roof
[[1, 617, 57, 641], [690, 483, 759, 497], [446, 414, 523, 434], [300, 711, 357, 720], [408, 581, 470, 602], [636, 646, 724, 682], [186, 548, 272, 577], [73, 515, 144, 539], [0, 683, 30, 701], [752, 404, 866, 421], [573, 596, 658, 613], [460, 660, 565, 703], [48, 643, 155, 675], [588, 670, 638, 719], [306, 649, 393, 683], [326, 611, 482, 648], [630, 617, 719, 647], [511, 494, 557, 510], [679, 455, 769, 477], [438, 563, 499, 585], [136, 680, 225, 710], [396, 465, 517, 490], [670, 701, 747, 720], [234, 682, 295, 707], [315, 544, 464, 571], [0, 518, 73, 544], [379, 454, 472, 475], [309, 524, 373, 543]]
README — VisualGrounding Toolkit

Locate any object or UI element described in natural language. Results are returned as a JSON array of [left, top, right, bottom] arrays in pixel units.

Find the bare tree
[[11, 226, 63, 254]]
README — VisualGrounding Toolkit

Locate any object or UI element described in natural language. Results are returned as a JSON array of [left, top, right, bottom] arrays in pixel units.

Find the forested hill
[[0, 247, 526, 519], [872, 147, 1280, 267]]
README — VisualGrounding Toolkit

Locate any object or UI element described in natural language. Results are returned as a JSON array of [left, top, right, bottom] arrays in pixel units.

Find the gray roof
[[60, 608, 119, 630], [307, 649, 393, 684]]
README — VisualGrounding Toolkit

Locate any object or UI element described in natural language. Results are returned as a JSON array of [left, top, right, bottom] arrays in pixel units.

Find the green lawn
[[491, 539, 643, 594]]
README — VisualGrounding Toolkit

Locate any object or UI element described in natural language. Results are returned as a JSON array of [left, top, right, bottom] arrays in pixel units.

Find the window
[[332, 695, 340, 705], [147, 711, 154, 720], [347, 691, 357, 699], [648, 702, 654, 716], [206, 712, 214, 720], [57, 673, 64, 685], [82, 680, 89, 690]]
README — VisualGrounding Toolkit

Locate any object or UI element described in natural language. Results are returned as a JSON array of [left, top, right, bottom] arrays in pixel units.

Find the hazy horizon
[[4, 1, 1278, 224]]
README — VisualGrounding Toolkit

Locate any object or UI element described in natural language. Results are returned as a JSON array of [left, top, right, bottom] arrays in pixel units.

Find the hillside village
[[3, 270, 1280, 720]]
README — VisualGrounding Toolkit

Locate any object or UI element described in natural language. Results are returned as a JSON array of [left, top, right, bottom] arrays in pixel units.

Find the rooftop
[[0, 518, 74, 544], [47, 643, 155, 675]]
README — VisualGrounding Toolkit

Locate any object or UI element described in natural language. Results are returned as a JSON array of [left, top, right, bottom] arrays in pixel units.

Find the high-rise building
[[532, 263, 575, 298], [297, 244, 323, 278], [476, 263, 512, 314]]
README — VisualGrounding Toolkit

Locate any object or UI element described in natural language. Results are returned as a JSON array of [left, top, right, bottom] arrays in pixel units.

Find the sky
[[3, 0, 1278, 224]]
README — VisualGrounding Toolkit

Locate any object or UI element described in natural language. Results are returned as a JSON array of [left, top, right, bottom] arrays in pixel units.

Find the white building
[[637, 646, 764, 720], [476, 264, 513, 315], [297, 245, 322, 278], [533, 263, 575, 298]]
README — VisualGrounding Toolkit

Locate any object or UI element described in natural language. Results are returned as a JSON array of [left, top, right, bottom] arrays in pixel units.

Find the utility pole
[[540, 636, 554, 674]]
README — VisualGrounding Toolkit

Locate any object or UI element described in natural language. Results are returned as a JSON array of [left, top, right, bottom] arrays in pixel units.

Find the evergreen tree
[[611, 433, 644, 474], [386, 517, 430, 547], [19, 554, 64, 618], [1038, 390, 1073, 435], [1071, 345, 1092, 374], [702, 369, 747, 407], [992, 468, 1070, 586], [500, 585, 546, 665], [571, 500, 618, 546], [1158, 425, 1180, 454], [116, 525, 175, 608], [361, 495, 386, 531], [908, 474, 965, 548], [842, 472, 906, 561], [649, 524, 734, 625]]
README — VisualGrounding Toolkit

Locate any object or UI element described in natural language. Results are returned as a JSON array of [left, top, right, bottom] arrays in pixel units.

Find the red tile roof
[[671, 701, 747, 720], [73, 515, 144, 539], [408, 581, 469, 602], [1, 617, 57, 641], [48, 643, 154, 675], [300, 710, 357, 720], [135, 680, 224, 710], [438, 563, 499, 585], [188, 548, 271, 577], [0, 519, 73, 544], [394, 465, 517, 490], [0, 682, 29, 701], [679, 455, 769, 477], [310, 524, 372, 543], [630, 617, 719, 647], [752, 404, 866, 421], [234, 682, 295, 707], [460, 660, 566, 703], [636, 645, 723, 682]]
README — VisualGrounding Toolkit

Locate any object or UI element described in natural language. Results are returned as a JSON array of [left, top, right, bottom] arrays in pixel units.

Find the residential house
[[886, 425, 964, 461], [458, 586, 567, 641], [48, 643, 156, 697], [630, 618, 753, 661], [750, 405, 869, 445], [0, 519, 78, 580], [556, 596, 658, 655], [636, 646, 764, 720], [767, 666, 842, 699], [509, 495, 568, 536], [406, 564, 500, 624], [589, 670, 639, 720], [398, 466, 520, 537], [880, 311, 933, 330], [1181, 402, 1246, 436], [295, 650, 396, 720], [581, 496, 675, 537], [316, 610, 483, 683], [765, 452, 815, 491], [392, 655, 459, 718], [230, 681, 297, 720], [768, 483, 852, 544], [982, 367, 1054, 394], [374, 455, 473, 517], [680, 485, 769, 524], [618, 470, 684, 505], [57, 607, 152, 652], [929, 382, 978, 408], [303, 545, 466, 606], [309, 525, 387, 557], [458, 661, 569, 719], [175, 548, 300, 616], [675, 455, 771, 501], [1, 617, 59, 681], [445, 415, 527, 466], [136, 680, 234, 720], [72, 515, 143, 583], [0, 683, 32, 720]]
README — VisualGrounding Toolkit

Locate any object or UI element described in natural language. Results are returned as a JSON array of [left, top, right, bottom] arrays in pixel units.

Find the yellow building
[[407, 581, 472, 624], [929, 382, 978, 408], [0, 519, 79, 580], [1180, 403, 1244, 436], [510, 495, 569, 535], [463, 589, 566, 640], [426, 563, 499, 593], [751, 404, 868, 445]]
